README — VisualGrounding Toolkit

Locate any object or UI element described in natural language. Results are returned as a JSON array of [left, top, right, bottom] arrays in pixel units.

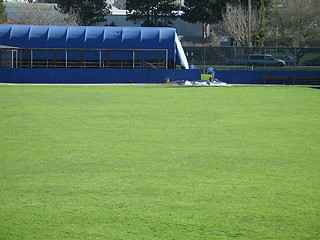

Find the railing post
[[11, 50, 14, 68], [133, 50, 135, 69], [65, 50, 68, 68], [14, 50, 19, 68], [31, 49, 33, 68]]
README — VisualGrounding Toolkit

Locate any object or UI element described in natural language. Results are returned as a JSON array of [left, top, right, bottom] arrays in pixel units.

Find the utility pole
[[248, 0, 251, 47]]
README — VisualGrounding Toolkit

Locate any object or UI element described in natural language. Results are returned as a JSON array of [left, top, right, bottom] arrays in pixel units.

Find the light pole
[[248, 0, 251, 47]]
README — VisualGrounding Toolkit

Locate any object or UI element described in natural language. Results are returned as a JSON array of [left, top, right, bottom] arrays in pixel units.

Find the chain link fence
[[183, 46, 320, 73]]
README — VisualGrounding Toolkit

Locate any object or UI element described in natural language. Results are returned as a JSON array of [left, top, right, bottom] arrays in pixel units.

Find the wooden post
[[50, 50, 61, 68], [77, 50, 87, 68], [103, 50, 112, 68]]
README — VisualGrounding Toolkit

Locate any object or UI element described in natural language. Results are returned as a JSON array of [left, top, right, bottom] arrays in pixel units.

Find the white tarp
[[175, 33, 189, 69], [179, 80, 231, 87]]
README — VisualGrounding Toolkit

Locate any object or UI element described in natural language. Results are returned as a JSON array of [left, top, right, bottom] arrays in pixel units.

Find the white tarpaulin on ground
[[179, 80, 231, 87]]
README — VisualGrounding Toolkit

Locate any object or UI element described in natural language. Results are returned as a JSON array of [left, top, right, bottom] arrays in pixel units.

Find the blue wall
[[2, 68, 319, 84], [215, 70, 320, 84], [0, 68, 201, 84]]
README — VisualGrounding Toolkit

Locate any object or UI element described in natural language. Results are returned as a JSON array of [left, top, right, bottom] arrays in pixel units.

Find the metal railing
[[0, 48, 169, 70]]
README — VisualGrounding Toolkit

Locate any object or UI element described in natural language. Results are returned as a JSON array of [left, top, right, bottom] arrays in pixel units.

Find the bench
[[291, 76, 319, 85], [261, 75, 289, 84]]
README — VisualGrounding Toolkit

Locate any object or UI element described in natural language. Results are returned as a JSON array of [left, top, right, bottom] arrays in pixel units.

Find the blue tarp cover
[[0, 25, 177, 59]]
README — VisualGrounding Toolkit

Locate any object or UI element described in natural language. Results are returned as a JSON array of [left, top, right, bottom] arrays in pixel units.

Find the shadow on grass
[[310, 86, 320, 90]]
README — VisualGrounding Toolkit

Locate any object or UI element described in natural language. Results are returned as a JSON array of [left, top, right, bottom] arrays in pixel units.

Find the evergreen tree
[[0, 0, 7, 24], [182, 0, 226, 39], [182, 0, 224, 27], [252, 0, 266, 46], [126, 0, 179, 27], [56, 0, 110, 26]]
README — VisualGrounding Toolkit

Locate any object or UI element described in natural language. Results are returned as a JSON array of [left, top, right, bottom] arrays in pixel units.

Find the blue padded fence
[[0, 69, 201, 84], [1, 69, 319, 84], [215, 70, 320, 84]]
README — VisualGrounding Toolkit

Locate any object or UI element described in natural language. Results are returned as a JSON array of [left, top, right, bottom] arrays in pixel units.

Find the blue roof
[[0, 25, 177, 59]]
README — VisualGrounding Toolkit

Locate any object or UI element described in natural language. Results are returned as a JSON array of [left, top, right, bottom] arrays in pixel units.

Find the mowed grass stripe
[[0, 85, 319, 239]]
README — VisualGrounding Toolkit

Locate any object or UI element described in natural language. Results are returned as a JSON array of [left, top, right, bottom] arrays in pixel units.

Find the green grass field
[[0, 85, 319, 239]]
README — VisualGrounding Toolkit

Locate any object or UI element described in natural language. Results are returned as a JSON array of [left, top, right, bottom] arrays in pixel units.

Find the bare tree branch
[[276, 0, 320, 47], [222, 2, 261, 46], [16, 3, 78, 25]]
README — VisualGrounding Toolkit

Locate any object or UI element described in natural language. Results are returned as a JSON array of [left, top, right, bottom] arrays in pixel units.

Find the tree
[[222, 2, 261, 46], [0, 0, 7, 23], [251, 0, 266, 46], [231, 0, 274, 46], [3, 0, 36, 2], [126, 0, 179, 27], [181, 0, 274, 44], [266, 0, 320, 64], [276, 0, 320, 47], [182, 0, 226, 39], [16, 3, 78, 25], [56, 0, 110, 26]]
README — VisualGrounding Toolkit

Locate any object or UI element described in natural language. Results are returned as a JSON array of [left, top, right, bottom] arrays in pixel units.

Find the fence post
[[264, 47, 266, 70], [204, 47, 206, 74], [234, 46, 237, 69], [294, 48, 297, 69]]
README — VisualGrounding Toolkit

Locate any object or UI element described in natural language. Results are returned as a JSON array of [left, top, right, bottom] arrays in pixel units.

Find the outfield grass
[[0, 85, 319, 239]]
